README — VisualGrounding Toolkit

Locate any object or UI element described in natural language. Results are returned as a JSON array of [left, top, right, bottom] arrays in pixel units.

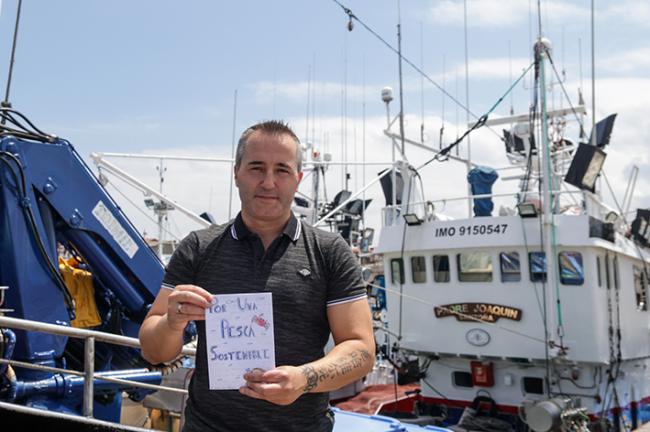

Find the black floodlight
[[294, 197, 309, 208], [586, 113, 617, 148], [403, 213, 423, 226], [564, 143, 607, 192], [379, 168, 404, 206], [517, 202, 538, 218], [199, 212, 216, 224], [332, 190, 352, 207], [345, 198, 372, 216], [631, 209, 650, 246], [503, 129, 526, 154]]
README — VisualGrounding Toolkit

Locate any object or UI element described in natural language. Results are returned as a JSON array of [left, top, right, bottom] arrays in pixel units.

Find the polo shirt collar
[[231, 212, 301, 242]]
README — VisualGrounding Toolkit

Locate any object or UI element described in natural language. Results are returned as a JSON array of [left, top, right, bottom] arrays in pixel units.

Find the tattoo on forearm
[[308, 349, 372, 389], [301, 365, 319, 393]]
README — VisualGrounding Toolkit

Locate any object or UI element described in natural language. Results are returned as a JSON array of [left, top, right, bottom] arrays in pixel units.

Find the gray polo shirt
[[162, 212, 367, 432]]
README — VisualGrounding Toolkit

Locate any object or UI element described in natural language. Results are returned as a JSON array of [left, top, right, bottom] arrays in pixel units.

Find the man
[[139, 120, 375, 432]]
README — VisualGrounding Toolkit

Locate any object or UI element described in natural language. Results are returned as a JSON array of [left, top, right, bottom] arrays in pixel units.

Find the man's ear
[[297, 171, 304, 184], [234, 165, 239, 187]]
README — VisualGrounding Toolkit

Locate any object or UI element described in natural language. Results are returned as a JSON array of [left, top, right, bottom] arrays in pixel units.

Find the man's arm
[[139, 284, 213, 364], [240, 298, 375, 405]]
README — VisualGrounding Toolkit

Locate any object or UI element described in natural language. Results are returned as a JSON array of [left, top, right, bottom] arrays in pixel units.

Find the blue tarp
[[467, 166, 499, 217], [332, 408, 452, 432]]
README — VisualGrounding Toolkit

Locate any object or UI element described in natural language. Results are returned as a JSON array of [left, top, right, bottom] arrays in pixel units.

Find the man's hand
[[239, 366, 308, 406], [165, 284, 213, 332]]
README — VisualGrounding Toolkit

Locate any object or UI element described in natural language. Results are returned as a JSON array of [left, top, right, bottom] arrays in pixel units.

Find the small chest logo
[[297, 268, 311, 279]]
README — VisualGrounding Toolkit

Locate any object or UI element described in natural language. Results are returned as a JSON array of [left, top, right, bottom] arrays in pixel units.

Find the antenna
[[228, 90, 238, 220], [397, 0, 406, 159], [305, 64, 311, 142], [440, 54, 446, 149], [312, 53, 317, 145], [419, 21, 425, 144], [508, 40, 514, 115], [2, 0, 23, 122], [463, 0, 472, 217], [590, 0, 596, 148]]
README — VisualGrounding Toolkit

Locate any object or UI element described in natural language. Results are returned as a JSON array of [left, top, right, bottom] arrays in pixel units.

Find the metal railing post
[[83, 336, 95, 417]]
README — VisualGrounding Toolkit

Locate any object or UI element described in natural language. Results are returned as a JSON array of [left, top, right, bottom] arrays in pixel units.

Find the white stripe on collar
[[293, 220, 302, 241], [230, 224, 238, 240]]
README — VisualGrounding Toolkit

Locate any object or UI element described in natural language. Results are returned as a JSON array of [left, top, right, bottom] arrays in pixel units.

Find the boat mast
[[537, 36, 563, 359]]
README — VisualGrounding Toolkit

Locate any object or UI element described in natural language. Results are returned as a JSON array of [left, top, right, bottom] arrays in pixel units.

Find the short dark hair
[[235, 120, 302, 172]]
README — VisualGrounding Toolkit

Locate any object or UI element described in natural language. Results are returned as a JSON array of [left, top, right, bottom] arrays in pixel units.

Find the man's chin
[[248, 207, 288, 222]]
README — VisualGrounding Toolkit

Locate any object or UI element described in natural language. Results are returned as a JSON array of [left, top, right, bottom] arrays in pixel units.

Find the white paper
[[205, 292, 275, 390]]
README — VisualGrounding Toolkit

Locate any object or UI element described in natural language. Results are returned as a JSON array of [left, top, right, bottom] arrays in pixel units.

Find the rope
[[367, 280, 548, 345]]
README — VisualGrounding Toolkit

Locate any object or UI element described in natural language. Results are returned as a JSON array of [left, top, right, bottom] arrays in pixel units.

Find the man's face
[[235, 131, 303, 225]]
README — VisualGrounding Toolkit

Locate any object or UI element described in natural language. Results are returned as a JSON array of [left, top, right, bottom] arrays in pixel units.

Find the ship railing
[[0, 315, 195, 426], [381, 189, 589, 227]]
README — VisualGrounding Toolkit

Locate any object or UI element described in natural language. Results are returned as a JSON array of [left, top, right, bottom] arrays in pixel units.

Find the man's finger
[[261, 369, 289, 383], [172, 291, 212, 308], [239, 386, 265, 400], [174, 284, 214, 302], [243, 368, 266, 382], [178, 303, 206, 316], [246, 382, 283, 395]]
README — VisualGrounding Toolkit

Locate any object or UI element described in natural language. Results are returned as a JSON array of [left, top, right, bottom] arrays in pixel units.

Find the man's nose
[[260, 170, 276, 188]]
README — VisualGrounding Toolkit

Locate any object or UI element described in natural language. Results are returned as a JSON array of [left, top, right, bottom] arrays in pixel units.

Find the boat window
[[391, 258, 405, 285], [500, 252, 521, 282], [613, 255, 620, 290], [433, 255, 450, 282], [596, 256, 602, 287], [633, 266, 648, 311], [452, 371, 473, 388], [528, 252, 547, 282], [558, 252, 584, 285], [457, 252, 493, 282], [411, 256, 426, 283], [522, 377, 544, 395]]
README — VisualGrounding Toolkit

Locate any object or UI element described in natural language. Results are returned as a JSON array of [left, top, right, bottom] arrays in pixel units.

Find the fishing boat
[[356, 34, 650, 432]]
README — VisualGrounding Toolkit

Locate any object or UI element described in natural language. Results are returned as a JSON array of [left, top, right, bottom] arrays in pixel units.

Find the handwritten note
[[205, 292, 275, 390]]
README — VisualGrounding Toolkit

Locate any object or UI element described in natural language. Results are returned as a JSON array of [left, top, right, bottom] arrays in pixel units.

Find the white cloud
[[249, 81, 366, 103], [428, 0, 586, 28], [600, 47, 650, 74], [604, 0, 650, 27], [97, 73, 650, 245], [448, 57, 532, 81]]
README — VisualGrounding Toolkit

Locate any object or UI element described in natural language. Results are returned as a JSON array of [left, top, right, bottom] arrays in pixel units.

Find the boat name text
[[435, 223, 508, 238], [434, 302, 522, 323]]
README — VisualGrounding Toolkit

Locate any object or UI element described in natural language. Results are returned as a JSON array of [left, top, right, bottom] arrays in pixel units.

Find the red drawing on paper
[[251, 314, 270, 330]]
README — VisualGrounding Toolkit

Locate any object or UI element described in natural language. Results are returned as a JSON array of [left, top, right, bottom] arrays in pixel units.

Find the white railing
[[381, 189, 591, 227], [0, 315, 194, 426]]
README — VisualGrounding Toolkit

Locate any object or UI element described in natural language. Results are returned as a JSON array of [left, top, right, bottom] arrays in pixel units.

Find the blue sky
[[1, 0, 648, 240]]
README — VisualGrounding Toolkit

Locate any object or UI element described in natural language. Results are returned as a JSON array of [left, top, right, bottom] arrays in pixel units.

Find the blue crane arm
[[0, 134, 164, 363]]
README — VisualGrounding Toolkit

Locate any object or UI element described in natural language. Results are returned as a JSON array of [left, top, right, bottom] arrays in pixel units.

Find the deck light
[[564, 143, 607, 193], [631, 209, 650, 246], [403, 213, 423, 226], [517, 202, 538, 218]]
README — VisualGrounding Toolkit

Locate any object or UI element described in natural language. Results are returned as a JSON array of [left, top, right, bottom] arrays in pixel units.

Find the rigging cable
[[0, 151, 76, 318], [368, 280, 547, 346], [530, 43, 553, 398], [330, 0, 501, 141], [418, 61, 535, 170], [543, 47, 586, 137], [1, 0, 23, 119]]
